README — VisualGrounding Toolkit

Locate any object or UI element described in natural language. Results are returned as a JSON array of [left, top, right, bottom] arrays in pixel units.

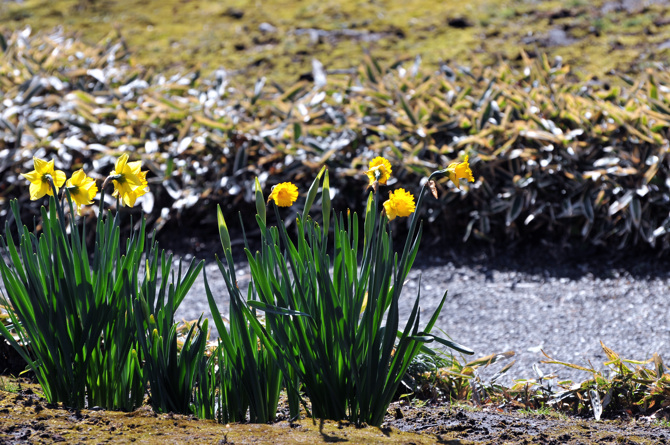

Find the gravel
[[175, 243, 670, 385]]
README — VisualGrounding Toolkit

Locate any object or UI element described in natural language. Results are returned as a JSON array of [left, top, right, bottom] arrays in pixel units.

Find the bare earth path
[[176, 243, 670, 385]]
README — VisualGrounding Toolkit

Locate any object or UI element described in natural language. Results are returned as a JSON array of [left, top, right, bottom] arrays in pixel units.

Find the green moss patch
[[3, 0, 670, 86]]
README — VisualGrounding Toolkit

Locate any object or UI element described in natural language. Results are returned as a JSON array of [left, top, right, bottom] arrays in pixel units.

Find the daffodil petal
[[448, 171, 459, 189], [53, 170, 66, 187], [383, 199, 397, 221], [124, 174, 142, 188], [80, 180, 96, 193], [127, 161, 142, 175], [29, 183, 45, 200], [123, 192, 137, 207], [115, 153, 129, 174], [33, 157, 49, 174], [70, 169, 85, 183], [22, 171, 40, 183], [86, 183, 98, 200]]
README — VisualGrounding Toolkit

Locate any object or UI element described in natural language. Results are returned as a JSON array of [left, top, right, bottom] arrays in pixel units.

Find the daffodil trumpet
[[22, 157, 66, 200], [366, 156, 392, 193], [268, 182, 299, 207], [62, 169, 98, 215], [446, 155, 474, 189], [96, 153, 150, 209]]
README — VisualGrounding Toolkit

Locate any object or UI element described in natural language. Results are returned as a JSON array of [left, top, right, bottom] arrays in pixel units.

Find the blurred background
[[1, 0, 670, 254], [3, 0, 669, 85]]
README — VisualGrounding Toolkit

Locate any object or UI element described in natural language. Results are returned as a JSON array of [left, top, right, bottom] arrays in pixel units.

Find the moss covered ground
[[3, 0, 670, 86], [2, 378, 669, 444]]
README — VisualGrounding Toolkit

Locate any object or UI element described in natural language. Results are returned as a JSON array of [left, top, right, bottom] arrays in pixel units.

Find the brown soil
[[387, 402, 670, 444], [1, 381, 668, 444]]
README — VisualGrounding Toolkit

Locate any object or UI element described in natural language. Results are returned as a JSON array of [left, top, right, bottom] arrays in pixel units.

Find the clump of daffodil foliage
[[0, 150, 477, 425], [205, 156, 475, 426], [0, 154, 207, 415]]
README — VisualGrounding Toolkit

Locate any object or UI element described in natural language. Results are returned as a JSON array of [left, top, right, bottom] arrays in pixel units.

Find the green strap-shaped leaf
[[302, 165, 327, 220], [247, 299, 312, 318], [255, 177, 266, 225], [428, 335, 475, 355], [217, 204, 232, 252], [322, 169, 331, 236], [363, 192, 375, 251]]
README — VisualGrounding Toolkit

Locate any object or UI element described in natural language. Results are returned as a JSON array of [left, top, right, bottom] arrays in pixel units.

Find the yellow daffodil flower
[[446, 155, 474, 189], [383, 188, 415, 221], [22, 157, 67, 200], [65, 169, 98, 215], [268, 182, 299, 207], [366, 156, 392, 186], [109, 153, 149, 207], [120, 170, 148, 207]]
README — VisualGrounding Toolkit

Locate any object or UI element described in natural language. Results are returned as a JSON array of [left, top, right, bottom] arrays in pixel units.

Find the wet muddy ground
[[387, 402, 670, 444], [1, 381, 669, 444]]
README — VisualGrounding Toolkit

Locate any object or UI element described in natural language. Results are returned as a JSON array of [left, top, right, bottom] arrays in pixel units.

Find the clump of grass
[[0, 376, 19, 393]]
